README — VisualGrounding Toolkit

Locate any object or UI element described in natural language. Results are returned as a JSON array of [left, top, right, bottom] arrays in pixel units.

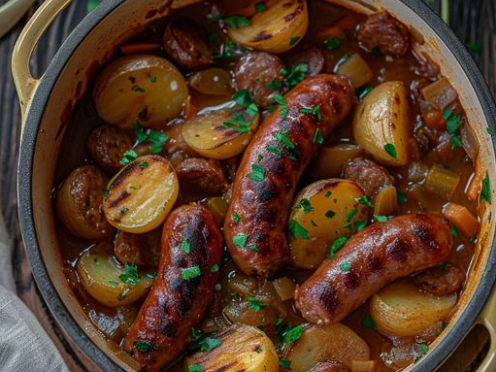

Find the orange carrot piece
[[443, 203, 479, 238], [120, 42, 162, 55], [466, 167, 485, 202]]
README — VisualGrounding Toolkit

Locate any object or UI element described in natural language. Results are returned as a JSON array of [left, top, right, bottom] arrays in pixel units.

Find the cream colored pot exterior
[[12, 0, 496, 371]]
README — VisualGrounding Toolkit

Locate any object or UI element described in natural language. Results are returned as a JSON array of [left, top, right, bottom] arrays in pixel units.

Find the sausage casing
[[123, 204, 223, 372], [295, 214, 453, 325], [224, 74, 355, 277]]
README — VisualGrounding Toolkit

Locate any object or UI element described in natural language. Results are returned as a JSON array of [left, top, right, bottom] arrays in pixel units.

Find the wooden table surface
[[0, 1, 495, 371]]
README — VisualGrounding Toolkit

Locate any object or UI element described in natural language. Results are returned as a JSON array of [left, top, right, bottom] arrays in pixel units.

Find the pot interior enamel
[[22, 0, 496, 371]]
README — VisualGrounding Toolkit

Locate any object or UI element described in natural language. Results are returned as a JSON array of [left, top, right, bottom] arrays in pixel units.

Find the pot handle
[[11, 0, 74, 123], [474, 288, 496, 372]]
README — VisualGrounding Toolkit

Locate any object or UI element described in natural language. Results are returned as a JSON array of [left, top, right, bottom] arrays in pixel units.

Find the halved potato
[[228, 0, 309, 54], [93, 55, 188, 129], [281, 324, 371, 372], [353, 81, 410, 166], [77, 243, 153, 307], [185, 324, 278, 372], [189, 68, 233, 96], [103, 155, 179, 233], [369, 279, 457, 337], [182, 102, 260, 159], [309, 143, 363, 179], [56, 165, 113, 240], [289, 179, 370, 269]]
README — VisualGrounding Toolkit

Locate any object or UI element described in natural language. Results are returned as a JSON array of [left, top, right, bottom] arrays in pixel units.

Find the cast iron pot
[[11, 0, 496, 371]]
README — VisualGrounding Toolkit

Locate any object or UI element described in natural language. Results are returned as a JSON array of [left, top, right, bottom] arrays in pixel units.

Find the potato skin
[[56, 165, 113, 240], [224, 74, 355, 278], [295, 214, 453, 325], [123, 204, 223, 372]]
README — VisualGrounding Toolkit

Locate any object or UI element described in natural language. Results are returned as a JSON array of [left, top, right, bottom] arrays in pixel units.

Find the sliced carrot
[[119, 42, 162, 55], [443, 203, 479, 238]]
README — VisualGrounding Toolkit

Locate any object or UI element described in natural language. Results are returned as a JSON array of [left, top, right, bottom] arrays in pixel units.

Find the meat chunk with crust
[[176, 158, 229, 194], [413, 263, 465, 296]]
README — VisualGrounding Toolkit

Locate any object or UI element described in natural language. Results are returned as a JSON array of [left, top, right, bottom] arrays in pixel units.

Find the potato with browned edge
[[289, 179, 370, 270], [93, 55, 188, 129], [56, 165, 113, 240], [103, 155, 179, 233]]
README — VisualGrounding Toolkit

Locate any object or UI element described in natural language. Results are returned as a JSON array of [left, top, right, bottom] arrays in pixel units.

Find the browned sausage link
[[309, 361, 349, 372], [295, 214, 453, 325], [413, 263, 465, 296], [114, 228, 162, 268], [176, 158, 229, 194], [163, 18, 214, 71], [342, 157, 395, 200], [123, 204, 223, 372], [357, 12, 410, 57], [224, 74, 355, 277], [87, 125, 133, 173]]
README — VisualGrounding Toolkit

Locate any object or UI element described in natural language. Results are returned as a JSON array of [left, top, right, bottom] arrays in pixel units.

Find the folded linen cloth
[[0, 197, 69, 372]]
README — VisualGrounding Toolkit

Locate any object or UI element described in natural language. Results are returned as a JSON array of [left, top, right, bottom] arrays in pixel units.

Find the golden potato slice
[[228, 0, 309, 54], [185, 324, 278, 372], [353, 81, 411, 166], [77, 243, 153, 307], [103, 155, 178, 233], [182, 102, 260, 160], [369, 279, 457, 337], [289, 179, 370, 270], [56, 165, 113, 240], [93, 55, 188, 129], [282, 324, 371, 372], [309, 143, 363, 179]]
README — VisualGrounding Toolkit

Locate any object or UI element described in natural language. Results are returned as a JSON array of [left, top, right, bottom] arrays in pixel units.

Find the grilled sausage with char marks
[[295, 214, 453, 325], [224, 74, 355, 277], [123, 204, 223, 372]]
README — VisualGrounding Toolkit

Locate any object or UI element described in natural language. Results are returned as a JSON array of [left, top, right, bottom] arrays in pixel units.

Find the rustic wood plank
[[0, 1, 493, 371]]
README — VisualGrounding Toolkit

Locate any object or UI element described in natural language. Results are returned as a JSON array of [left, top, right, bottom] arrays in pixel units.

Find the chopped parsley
[[325, 210, 336, 218], [210, 264, 220, 273], [150, 74, 157, 83], [480, 173, 492, 204], [279, 358, 292, 370], [247, 296, 267, 312], [362, 315, 376, 330], [255, 2, 267, 12], [134, 341, 151, 353], [199, 337, 223, 352], [139, 161, 149, 169], [233, 234, 249, 248], [466, 42, 482, 53], [188, 364, 204, 372], [340, 262, 352, 272], [293, 198, 313, 213], [325, 191, 332, 198], [324, 38, 342, 51], [346, 209, 358, 223], [223, 113, 252, 133], [443, 109, 464, 149], [247, 163, 265, 182], [289, 36, 301, 46], [134, 122, 169, 153], [103, 188, 110, 198], [328, 237, 348, 258], [397, 189, 408, 203], [120, 149, 139, 165], [419, 343, 429, 355], [233, 89, 255, 109], [313, 128, 324, 144], [191, 328, 203, 341], [357, 85, 373, 100], [223, 15, 251, 29], [438, 261, 448, 269], [267, 146, 282, 156], [281, 64, 309, 88], [356, 195, 374, 207], [374, 215, 388, 222], [450, 224, 459, 238], [108, 280, 119, 287], [213, 40, 238, 60], [300, 105, 322, 121], [384, 143, 397, 159], [233, 212, 241, 223], [266, 79, 283, 90], [355, 220, 368, 232], [273, 132, 296, 149], [246, 244, 260, 251], [181, 266, 201, 280], [271, 93, 287, 105], [181, 238, 191, 254], [488, 127, 494, 135], [282, 325, 304, 343], [289, 220, 309, 240], [119, 263, 139, 286], [255, 346, 263, 353]]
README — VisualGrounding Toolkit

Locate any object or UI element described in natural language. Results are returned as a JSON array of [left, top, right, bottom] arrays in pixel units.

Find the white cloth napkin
[[0, 197, 69, 372]]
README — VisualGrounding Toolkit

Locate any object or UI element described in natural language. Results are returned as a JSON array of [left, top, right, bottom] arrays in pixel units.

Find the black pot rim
[[17, 0, 496, 371]]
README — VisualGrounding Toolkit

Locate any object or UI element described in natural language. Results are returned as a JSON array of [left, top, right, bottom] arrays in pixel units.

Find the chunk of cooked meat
[[87, 125, 133, 173], [357, 12, 410, 57], [413, 263, 465, 296], [342, 157, 395, 200], [176, 158, 229, 194], [283, 44, 326, 76], [114, 228, 162, 267]]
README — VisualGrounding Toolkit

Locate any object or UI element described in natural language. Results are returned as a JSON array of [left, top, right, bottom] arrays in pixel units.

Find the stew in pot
[[53, 1, 492, 371]]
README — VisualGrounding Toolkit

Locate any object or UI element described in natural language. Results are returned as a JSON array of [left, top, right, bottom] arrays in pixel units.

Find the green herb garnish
[[181, 266, 201, 280], [328, 237, 348, 258], [384, 143, 397, 159], [324, 38, 341, 51], [134, 341, 151, 353], [247, 163, 265, 182], [247, 296, 267, 312], [119, 262, 139, 286], [288, 220, 309, 240], [233, 233, 249, 248]]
